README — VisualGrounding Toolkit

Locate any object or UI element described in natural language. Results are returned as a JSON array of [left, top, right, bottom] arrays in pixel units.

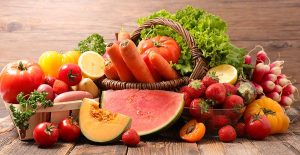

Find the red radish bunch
[[245, 45, 298, 108]]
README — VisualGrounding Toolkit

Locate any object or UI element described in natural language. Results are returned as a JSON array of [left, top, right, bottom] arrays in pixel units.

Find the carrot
[[104, 60, 119, 80], [119, 39, 155, 83], [142, 53, 162, 82], [148, 52, 178, 80], [106, 43, 134, 82]]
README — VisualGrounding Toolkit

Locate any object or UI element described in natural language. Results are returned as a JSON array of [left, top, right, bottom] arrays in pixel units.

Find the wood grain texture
[[0, 0, 300, 154]]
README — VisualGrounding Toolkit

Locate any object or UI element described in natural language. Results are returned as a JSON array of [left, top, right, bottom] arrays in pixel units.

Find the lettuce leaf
[[137, 6, 245, 76]]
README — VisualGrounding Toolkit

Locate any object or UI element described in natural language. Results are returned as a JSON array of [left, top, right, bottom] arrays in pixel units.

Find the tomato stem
[[18, 61, 27, 71], [68, 69, 77, 82]]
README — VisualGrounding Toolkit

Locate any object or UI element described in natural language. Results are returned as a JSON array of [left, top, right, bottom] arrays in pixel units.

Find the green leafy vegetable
[[76, 33, 106, 55], [137, 6, 245, 75], [9, 91, 53, 130]]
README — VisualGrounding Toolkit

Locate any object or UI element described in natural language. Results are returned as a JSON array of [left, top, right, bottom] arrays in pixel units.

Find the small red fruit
[[58, 117, 81, 142], [58, 64, 82, 86], [183, 92, 192, 107], [180, 80, 206, 98], [189, 99, 213, 120], [202, 72, 219, 87], [45, 76, 56, 87], [53, 80, 69, 95], [122, 129, 140, 146], [223, 95, 244, 120], [223, 83, 237, 95], [218, 125, 237, 142], [209, 115, 231, 130], [205, 83, 226, 104], [234, 122, 246, 137], [33, 122, 59, 147]]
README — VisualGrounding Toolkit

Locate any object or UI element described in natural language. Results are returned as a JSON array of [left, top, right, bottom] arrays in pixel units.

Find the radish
[[266, 92, 281, 102], [270, 61, 284, 69], [244, 55, 251, 65], [269, 66, 282, 75], [280, 96, 293, 106], [288, 94, 295, 101], [252, 63, 270, 83], [256, 50, 268, 64], [273, 85, 283, 93], [282, 84, 296, 96], [277, 74, 287, 79], [261, 81, 275, 92], [277, 78, 291, 87], [253, 83, 264, 95], [262, 73, 277, 83]]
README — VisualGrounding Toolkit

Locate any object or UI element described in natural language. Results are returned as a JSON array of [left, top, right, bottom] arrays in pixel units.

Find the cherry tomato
[[138, 36, 180, 63], [58, 64, 82, 86], [246, 114, 271, 140], [33, 122, 59, 147], [0, 60, 45, 103], [58, 117, 81, 142]]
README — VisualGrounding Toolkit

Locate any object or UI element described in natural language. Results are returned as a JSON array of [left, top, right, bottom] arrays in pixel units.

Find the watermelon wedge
[[101, 89, 184, 136]]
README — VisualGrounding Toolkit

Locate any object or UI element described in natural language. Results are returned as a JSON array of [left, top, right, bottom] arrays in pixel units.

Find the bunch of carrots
[[104, 32, 179, 83]]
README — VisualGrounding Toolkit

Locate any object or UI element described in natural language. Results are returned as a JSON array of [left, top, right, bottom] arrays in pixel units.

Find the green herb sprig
[[9, 91, 53, 130], [76, 33, 106, 55]]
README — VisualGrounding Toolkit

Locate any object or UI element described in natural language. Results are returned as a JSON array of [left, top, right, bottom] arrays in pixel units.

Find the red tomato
[[33, 122, 59, 147], [0, 60, 45, 103], [58, 64, 82, 86], [245, 115, 271, 140], [58, 117, 81, 142], [138, 36, 180, 63]]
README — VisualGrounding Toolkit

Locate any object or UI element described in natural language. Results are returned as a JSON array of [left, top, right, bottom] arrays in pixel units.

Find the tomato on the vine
[[33, 122, 59, 147], [58, 64, 82, 86], [138, 36, 180, 63], [0, 60, 45, 103], [58, 117, 81, 142]]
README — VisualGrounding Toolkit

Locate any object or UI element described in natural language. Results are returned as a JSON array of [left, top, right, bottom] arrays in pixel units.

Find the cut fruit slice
[[79, 98, 131, 143], [101, 89, 184, 136], [207, 64, 238, 85], [78, 51, 105, 80]]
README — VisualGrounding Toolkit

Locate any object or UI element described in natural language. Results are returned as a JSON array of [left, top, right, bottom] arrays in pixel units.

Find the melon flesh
[[80, 98, 131, 143], [101, 89, 184, 136]]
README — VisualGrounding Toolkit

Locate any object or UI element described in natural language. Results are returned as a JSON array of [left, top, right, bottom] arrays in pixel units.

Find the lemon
[[207, 64, 238, 84], [78, 51, 105, 80]]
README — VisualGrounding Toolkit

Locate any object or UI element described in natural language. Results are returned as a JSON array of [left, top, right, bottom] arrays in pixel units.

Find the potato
[[78, 78, 99, 98]]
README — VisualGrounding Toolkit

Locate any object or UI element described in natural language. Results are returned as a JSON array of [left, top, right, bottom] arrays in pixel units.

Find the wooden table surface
[[1, 0, 300, 155]]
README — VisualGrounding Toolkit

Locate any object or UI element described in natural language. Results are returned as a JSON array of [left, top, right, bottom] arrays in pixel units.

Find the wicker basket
[[5, 99, 97, 140], [102, 18, 208, 90]]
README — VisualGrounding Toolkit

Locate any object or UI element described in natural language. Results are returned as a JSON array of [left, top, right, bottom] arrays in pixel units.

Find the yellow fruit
[[65, 51, 81, 64], [207, 64, 238, 84], [39, 51, 63, 77], [78, 78, 100, 98], [79, 98, 131, 143], [78, 51, 105, 80]]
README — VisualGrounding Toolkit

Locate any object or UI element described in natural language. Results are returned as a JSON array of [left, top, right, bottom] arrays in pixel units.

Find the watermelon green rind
[[100, 90, 184, 136]]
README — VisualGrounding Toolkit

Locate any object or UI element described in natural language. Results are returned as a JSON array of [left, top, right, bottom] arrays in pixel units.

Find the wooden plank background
[[0, 0, 299, 155]]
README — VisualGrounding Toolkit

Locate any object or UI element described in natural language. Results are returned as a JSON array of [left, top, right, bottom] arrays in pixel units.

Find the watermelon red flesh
[[101, 89, 184, 136]]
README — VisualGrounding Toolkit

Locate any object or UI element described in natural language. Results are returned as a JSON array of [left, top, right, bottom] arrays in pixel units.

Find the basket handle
[[131, 18, 208, 79]]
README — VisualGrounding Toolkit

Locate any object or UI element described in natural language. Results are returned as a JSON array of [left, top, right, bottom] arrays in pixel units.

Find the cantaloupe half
[[79, 98, 132, 143]]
